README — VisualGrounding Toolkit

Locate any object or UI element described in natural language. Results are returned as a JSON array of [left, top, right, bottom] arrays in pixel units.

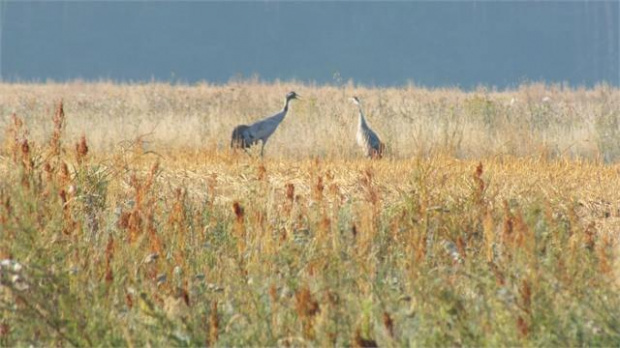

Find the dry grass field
[[0, 81, 619, 346]]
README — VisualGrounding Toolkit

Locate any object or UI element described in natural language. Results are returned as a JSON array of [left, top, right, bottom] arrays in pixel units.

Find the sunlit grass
[[0, 82, 619, 346]]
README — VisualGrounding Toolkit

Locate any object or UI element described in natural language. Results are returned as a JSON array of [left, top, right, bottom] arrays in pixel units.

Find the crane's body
[[231, 91, 299, 156], [352, 96, 384, 159]]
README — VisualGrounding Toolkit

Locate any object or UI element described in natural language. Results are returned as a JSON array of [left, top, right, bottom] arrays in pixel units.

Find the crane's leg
[[260, 142, 265, 158]]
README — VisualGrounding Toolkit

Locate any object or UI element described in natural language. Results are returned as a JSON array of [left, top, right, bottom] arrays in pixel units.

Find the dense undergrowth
[[0, 84, 619, 346]]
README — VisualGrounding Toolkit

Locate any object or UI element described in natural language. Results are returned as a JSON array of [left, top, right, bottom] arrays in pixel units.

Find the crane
[[231, 91, 300, 157], [351, 96, 384, 159]]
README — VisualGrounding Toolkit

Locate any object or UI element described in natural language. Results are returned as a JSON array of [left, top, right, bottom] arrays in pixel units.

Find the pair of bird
[[231, 91, 384, 158]]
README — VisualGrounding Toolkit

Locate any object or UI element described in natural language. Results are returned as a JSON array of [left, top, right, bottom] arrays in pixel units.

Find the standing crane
[[351, 96, 385, 159], [231, 91, 300, 157]]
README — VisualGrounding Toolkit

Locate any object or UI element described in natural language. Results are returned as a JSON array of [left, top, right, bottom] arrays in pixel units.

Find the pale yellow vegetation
[[1, 81, 619, 345]]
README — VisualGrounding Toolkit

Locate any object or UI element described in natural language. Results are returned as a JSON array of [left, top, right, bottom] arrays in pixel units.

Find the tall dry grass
[[0, 81, 619, 160], [0, 81, 619, 346]]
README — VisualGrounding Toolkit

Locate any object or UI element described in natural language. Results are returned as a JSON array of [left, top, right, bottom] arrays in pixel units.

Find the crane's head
[[351, 96, 361, 106], [286, 91, 300, 101]]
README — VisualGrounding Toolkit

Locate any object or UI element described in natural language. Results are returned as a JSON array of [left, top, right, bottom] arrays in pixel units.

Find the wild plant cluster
[[0, 82, 619, 346]]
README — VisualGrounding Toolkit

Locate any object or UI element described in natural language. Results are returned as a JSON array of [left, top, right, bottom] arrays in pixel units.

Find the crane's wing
[[248, 111, 285, 141], [242, 127, 259, 143], [366, 128, 382, 151]]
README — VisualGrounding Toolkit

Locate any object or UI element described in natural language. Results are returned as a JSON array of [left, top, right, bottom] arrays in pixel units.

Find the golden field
[[0, 81, 619, 346]]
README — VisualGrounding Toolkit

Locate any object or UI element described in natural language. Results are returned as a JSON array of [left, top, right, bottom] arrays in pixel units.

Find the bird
[[231, 91, 300, 157], [351, 96, 385, 159]]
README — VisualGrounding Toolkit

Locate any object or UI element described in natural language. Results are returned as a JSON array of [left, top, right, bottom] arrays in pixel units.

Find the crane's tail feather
[[231, 124, 251, 149], [369, 142, 385, 159]]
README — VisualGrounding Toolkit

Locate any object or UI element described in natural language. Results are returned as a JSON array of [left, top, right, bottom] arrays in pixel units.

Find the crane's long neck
[[357, 105, 368, 129], [283, 97, 291, 113], [270, 98, 290, 125]]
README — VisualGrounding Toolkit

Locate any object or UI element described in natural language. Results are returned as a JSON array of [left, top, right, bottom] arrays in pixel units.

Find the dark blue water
[[1, 1, 618, 89]]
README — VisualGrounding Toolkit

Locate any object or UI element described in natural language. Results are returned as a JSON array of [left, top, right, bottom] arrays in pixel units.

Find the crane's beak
[[295, 94, 302, 100]]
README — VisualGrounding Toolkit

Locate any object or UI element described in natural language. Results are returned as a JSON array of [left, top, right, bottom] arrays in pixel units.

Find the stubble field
[[0, 81, 619, 346]]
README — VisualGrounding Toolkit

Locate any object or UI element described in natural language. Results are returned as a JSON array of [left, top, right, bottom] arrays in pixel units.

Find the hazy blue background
[[0, 1, 618, 89]]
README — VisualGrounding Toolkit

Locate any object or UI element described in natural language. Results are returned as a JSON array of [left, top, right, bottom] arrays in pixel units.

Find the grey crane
[[351, 96, 385, 159], [231, 91, 300, 156]]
